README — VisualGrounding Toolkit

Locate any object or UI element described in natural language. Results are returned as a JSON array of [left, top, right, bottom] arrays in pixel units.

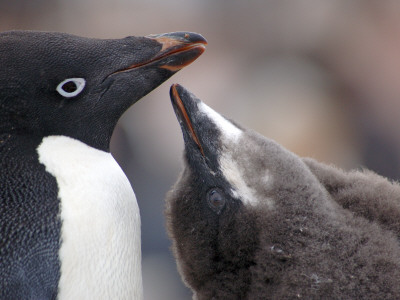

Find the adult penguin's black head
[[0, 31, 206, 151]]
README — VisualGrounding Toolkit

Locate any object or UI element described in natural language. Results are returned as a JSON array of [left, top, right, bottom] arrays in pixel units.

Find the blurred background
[[2, 0, 400, 298]]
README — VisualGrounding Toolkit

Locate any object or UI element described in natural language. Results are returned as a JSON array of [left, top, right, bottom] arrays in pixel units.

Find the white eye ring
[[56, 78, 86, 98]]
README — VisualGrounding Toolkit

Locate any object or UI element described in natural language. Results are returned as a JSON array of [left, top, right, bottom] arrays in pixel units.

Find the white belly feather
[[38, 136, 142, 300]]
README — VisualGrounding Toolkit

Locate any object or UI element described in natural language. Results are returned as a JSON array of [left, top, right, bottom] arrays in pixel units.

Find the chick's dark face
[[166, 162, 261, 295], [166, 85, 264, 294], [0, 31, 206, 150]]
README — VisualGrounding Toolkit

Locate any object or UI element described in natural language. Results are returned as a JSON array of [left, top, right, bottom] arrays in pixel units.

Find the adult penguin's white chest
[[37, 135, 142, 300]]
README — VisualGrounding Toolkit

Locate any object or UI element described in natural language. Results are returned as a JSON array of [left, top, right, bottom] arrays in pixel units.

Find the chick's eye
[[56, 78, 86, 98], [207, 188, 226, 214]]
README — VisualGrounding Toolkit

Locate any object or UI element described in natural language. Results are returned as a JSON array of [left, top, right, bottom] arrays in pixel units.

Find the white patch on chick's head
[[197, 101, 274, 208]]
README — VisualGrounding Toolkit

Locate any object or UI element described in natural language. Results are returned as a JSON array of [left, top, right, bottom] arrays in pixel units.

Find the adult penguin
[[0, 31, 206, 299]]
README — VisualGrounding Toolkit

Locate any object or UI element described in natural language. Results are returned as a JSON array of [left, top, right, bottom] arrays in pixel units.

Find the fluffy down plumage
[[166, 84, 400, 299]]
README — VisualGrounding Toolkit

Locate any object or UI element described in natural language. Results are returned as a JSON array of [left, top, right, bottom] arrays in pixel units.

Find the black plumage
[[0, 31, 206, 299], [166, 84, 400, 299]]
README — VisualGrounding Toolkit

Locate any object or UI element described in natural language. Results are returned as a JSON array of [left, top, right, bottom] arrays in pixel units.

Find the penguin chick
[[166, 84, 400, 300], [0, 31, 206, 299], [303, 158, 400, 239]]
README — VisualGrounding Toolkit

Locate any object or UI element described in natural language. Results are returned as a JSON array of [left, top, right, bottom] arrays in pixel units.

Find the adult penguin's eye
[[207, 188, 226, 214], [56, 78, 86, 98]]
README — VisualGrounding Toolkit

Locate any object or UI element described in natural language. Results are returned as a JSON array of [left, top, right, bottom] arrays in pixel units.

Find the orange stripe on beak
[[171, 84, 205, 157]]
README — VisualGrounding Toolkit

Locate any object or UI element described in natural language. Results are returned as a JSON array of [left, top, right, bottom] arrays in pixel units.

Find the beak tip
[[170, 84, 177, 98], [182, 32, 207, 45], [147, 31, 207, 45], [170, 83, 187, 101], [171, 83, 180, 91]]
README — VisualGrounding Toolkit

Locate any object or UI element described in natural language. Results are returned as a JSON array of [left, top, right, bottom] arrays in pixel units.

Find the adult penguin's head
[[0, 31, 206, 150]]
